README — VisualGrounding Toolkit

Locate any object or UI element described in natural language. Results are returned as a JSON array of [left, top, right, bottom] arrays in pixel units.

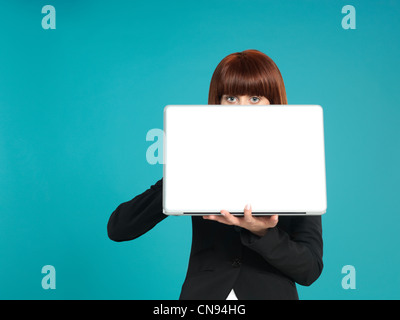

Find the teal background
[[1, 0, 399, 299]]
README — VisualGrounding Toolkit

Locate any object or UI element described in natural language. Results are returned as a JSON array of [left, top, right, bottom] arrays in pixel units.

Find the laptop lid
[[163, 105, 327, 216]]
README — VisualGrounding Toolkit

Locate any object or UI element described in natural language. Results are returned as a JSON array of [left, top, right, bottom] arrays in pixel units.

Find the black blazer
[[107, 178, 323, 300]]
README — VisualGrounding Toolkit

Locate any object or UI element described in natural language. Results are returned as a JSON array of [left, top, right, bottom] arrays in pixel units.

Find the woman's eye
[[250, 96, 260, 103], [226, 96, 237, 102]]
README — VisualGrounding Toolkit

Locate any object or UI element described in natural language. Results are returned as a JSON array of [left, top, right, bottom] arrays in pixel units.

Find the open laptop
[[163, 105, 327, 216]]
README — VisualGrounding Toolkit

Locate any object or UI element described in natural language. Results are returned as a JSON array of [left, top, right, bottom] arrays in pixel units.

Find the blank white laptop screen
[[163, 105, 327, 216]]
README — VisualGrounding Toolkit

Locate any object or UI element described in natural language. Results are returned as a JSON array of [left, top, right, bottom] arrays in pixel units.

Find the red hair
[[208, 50, 287, 105]]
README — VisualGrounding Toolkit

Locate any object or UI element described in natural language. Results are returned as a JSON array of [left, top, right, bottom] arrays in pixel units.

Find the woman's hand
[[203, 204, 278, 237]]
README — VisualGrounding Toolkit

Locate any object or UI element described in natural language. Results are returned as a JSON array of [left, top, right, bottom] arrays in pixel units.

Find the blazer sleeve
[[107, 178, 166, 242], [240, 215, 323, 286]]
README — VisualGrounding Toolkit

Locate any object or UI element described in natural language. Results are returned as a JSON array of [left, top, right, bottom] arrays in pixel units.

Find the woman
[[107, 50, 323, 300]]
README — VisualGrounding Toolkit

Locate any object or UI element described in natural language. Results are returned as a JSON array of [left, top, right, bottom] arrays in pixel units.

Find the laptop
[[163, 105, 327, 216]]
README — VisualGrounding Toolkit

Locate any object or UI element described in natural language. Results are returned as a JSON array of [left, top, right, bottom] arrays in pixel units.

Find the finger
[[204, 214, 230, 225], [269, 215, 279, 227], [243, 203, 253, 222], [220, 209, 240, 226]]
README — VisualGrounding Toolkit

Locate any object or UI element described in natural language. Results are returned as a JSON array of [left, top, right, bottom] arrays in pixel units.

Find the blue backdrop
[[1, 0, 399, 299]]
